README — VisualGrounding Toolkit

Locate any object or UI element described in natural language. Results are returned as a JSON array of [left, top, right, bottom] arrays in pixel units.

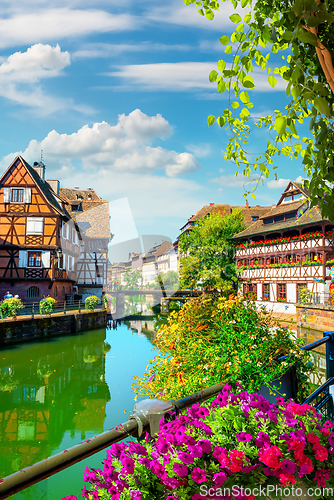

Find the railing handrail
[[304, 376, 334, 405], [276, 332, 334, 362]]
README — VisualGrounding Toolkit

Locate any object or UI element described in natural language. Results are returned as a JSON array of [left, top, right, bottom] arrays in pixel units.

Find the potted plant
[[63, 385, 334, 500], [39, 296, 57, 316], [0, 297, 23, 320], [299, 288, 313, 305], [85, 295, 99, 311]]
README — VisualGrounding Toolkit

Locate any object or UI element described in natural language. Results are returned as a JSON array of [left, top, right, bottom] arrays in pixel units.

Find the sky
[[0, 0, 309, 249]]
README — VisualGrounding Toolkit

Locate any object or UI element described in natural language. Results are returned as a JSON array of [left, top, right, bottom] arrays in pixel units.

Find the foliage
[[103, 342, 111, 354], [67, 385, 334, 500], [183, 0, 334, 219], [236, 230, 332, 249], [85, 295, 99, 311], [0, 297, 23, 319], [83, 346, 97, 363], [133, 294, 313, 402], [39, 296, 57, 316], [122, 269, 141, 290], [299, 287, 313, 304], [0, 372, 19, 392], [154, 271, 180, 291], [179, 210, 245, 291], [37, 360, 52, 378]]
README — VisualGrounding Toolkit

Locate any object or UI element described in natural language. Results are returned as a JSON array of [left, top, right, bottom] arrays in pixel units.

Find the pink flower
[[259, 446, 282, 469], [191, 467, 207, 484], [229, 450, 245, 473], [173, 463, 188, 477], [213, 472, 227, 486], [62, 497, 78, 500], [279, 474, 296, 486], [315, 446, 328, 462]]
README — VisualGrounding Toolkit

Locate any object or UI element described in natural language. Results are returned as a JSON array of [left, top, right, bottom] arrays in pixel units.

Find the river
[[0, 318, 157, 500]]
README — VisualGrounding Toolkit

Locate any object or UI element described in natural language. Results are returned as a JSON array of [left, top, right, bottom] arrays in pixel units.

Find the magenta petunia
[[191, 467, 207, 484], [178, 451, 195, 465], [280, 459, 296, 475], [130, 490, 142, 500], [173, 462, 188, 477], [255, 431, 271, 448], [62, 496, 78, 500], [197, 438, 211, 453], [163, 477, 180, 489], [236, 432, 252, 442], [213, 472, 227, 486], [328, 433, 334, 447]]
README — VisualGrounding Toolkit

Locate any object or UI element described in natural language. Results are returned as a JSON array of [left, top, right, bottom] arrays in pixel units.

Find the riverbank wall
[[0, 309, 107, 345], [295, 303, 334, 332]]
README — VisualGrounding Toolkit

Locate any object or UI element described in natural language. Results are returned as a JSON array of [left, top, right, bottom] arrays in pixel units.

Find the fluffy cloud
[[0, 8, 135, 49], [0, 44, 93, 114], [267, 175, 304, 188], [210, 173, 262, 188], [110, 63, 287, 92], [4, 109, 201, 177], [73, 42, 191, 59]]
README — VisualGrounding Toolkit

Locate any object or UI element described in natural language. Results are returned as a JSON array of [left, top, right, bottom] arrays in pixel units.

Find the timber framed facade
[[232, 181, 334, 313], [0, 156, 80, 301]]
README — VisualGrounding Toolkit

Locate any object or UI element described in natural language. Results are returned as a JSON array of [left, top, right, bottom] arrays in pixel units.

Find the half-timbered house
[[232, 181, 334, 313], [0, 156, 80, 302], [59, 188, 112, 300]]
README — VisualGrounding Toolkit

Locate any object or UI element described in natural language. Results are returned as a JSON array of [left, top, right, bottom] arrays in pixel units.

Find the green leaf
[[225, 45, 232, 54], [239, 91, 250, 104], [217, 116, 226, 127], [220, 35, 229, 45], [231, 101, 239, 109], [208, 115, 215, 127], [217, 78, 226, 92], [217, 59, 226, 71], [198, 8, 204, 15], [241, 0, 248, 7], [209, 70, 218, 82], [205, 8, 214, 20], [235, 23, 244, 32], [243, 77, 255, 89], [230, 13, 241, 23], [274, 116, 287, 135], [296, 28, 318, 46], [314, 96, 331, 117], [243, 12, 251, 23], [268, 76, 277, 88]]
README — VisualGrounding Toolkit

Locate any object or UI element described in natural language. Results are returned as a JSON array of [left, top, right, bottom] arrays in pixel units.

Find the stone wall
[[296, 303, 334, 332], [0, 309, 107, 345]]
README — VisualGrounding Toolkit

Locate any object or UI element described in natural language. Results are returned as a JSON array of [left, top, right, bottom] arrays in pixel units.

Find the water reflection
[[296, 326, 327, 388], [0, 329, 110, 476]]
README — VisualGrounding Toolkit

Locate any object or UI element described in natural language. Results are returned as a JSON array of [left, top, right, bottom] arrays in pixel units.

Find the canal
[[0, 317, 157, 500]]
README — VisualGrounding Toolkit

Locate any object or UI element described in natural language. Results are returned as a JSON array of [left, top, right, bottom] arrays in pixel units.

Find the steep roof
[[259, 200, 305, 219], [75, 201, 112, 240], [59, 187, 102, 202]]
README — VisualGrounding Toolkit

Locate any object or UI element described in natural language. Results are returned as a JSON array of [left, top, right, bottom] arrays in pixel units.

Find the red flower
[[279, 473, 297, 486], [315, 446, 328, 462], [228, 449, 245, 472], [259, 446, 282, 469]]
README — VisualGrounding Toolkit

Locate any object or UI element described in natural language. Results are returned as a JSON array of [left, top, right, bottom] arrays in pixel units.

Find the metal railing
[[1, 332, 334, 499], [298, 292, 334, 306], [1, 299, 104, 320]]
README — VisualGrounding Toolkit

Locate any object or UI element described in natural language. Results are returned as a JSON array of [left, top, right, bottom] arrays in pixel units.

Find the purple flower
[[178, 451, 195, 465], [197, 439, 211, 454], [197, 406, 209, 419], [62, 496, 78, 500], [236, 432, 252, 442], [188, 444, 203, 458], [213, 446, 227, 460], [173, 462, 188, 477], [280, 459, 296, 475], [109, 442, 126, 458], [128, 443, 148, 456], [166, 497, 179, 500], [150, 460, 166, 479], [329, 433, 334, 447], [83, 467, 97, 483], [156, 439, 169, 454], [213, 472, 227, 486], [130, 491, 142, 500], [276, 397, 286, 405], [255, 431, 271, 448], [191, 467, 207, 484], [120, 454, 135, 475], [163, 477, 180, 489], [138, 457, 150, 467]]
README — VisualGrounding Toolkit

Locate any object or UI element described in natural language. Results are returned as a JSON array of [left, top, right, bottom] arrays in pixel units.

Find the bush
[[39, 296, 57, 315], [299, 287, 313, 305], [132, 294, 313, 402], [66, 385, 334, 500], [0, 297, 23, 319], [85, 295, 99, 311]]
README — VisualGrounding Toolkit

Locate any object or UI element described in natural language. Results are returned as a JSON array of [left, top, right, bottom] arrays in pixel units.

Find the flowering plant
[[85, 295, 99, 311], [133, 295, 313, 402], [64, 385, 334, 500], [0, 297, 23, 319], [235, 230, 328, 250], [39, 296, 57, 315], [277, 297, 287, 303]]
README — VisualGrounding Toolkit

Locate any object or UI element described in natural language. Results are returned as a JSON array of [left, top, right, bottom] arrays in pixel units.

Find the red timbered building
[[59, 188, 112, 300], [0, 156, 80, 301], [232, 181, 334, 313]]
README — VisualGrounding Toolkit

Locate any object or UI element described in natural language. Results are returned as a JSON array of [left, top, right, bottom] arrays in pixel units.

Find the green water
[[0, 319, 157, 500]]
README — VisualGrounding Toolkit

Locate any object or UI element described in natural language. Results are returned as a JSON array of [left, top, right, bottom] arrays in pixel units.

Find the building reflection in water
[[296, 326, 327, 388], [0, 329, 111, 477]]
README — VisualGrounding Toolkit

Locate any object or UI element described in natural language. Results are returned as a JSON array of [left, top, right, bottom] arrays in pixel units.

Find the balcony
[[235, 236, 332, 257], [54, 269, 76, 281], [240, 264, 327, 281]]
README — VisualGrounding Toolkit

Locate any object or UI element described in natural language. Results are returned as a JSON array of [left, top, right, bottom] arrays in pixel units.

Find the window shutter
[[3, 188, 10, 203], [24, 188, 32, 203], [41, 251, 50, 268], [35, 218, 43, 235], [26, 217, 43, 235], [19, 250, 27, 267]]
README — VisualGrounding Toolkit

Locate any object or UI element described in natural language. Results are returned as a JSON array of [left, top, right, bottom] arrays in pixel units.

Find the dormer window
[[252, 216, 259, 221], [88, 193, 92, 200]]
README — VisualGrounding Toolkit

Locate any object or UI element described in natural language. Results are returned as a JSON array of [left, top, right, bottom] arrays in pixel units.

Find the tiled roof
[[232, 205, 330, 240], [59, 187, 102, 202], [260, 200, 304, 218], [75, 201, 112, 240]]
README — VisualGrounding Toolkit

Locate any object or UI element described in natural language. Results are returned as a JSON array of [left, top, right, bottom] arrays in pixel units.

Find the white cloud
[[267, 175, 305, 188], [210, 173, 262, 187], [109, 62, 286, 92], [186, 143, 211, 158], [2, 109, 201, 177], [0, 8, 136, 49], [73, 42, 191, 59], [0, 44, 94, 115]]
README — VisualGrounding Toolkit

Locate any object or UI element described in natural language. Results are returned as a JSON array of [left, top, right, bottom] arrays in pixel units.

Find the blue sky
[[0, 0, 308, 244]]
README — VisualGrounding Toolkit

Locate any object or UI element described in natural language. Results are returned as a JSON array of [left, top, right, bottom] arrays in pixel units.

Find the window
[[27, 286, 40, 298], [54, 287, 58, 297], [262, 283, 270, 301], [11, 189, 24, 202], [28, 251, 42, 267], [252, 216, 259, 221], [277, 283, 287, 301], [26, 217, 43, 235], [243, 283, 257, 300]]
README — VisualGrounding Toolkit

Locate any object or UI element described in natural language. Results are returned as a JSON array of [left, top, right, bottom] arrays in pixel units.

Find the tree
[[178, 209, 245, 291], [154, 270, 180, 290], [183, 0, 334, 219], [122, 269, 141, 289]]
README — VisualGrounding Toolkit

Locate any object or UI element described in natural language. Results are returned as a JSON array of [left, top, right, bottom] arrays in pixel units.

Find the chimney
[[33, 161, 45, 181], [210, 203, 214, 206], [47, 179, 60, 195], [246, 201, 249, 209]]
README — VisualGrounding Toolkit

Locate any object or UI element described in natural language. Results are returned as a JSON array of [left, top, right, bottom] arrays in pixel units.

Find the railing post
[[32, 303, 34, 319], [63, 302, 66, 315], [324, 332, 334, 380], [78, 300, 81, 313]]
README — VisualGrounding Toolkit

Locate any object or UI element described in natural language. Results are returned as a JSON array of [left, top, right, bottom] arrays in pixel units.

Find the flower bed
[[63, 385, 334, 500], [235, 230, 332, 250], [132, 295, 312, 402]]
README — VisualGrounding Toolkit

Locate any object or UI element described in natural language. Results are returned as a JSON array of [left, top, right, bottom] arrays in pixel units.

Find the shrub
[[39, 296, 57, 316], [85, 295, 99, 311], [132, 295, 313, 402], [0, 297, 23, 319], [65, 385, 334, 500], [299, 287, 313, 305]]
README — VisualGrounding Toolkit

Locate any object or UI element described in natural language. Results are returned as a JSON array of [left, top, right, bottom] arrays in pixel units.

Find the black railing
[[1, 299, 104, 320], [1, 332, 334, 499]]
